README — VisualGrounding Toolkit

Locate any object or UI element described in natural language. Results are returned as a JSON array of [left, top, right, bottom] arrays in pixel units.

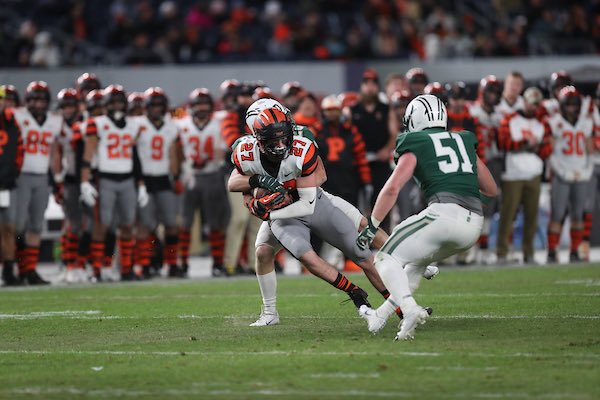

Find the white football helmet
[[402, 94, 447, 132], [245, 98, 292, 133]]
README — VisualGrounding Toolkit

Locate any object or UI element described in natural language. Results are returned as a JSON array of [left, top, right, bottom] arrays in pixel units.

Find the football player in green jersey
[[356, 94, 497, 340]]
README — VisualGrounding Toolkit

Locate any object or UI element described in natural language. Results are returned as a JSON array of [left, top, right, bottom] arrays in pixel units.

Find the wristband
[[369, 216, 381, 229], [248, 175, 259, 189]]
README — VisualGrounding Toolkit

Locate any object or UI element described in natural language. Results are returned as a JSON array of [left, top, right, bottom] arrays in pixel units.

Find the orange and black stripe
[[350, 125, 371, 185], [118, 238, 135, 274], [301, 142, 318, 176], [85, 117, 98, 137], [232, 146, 243, 173], [179, 229, 191, 264], [164, 234, 178, 266], [583, 212, 593, 241], [332, 272, 357, 293], [135, 236, 153, 268], [497, 113, 525, 151], [208, 230, 226, 266], [221, 111, 243, 148], [253, 108, 287, 131]]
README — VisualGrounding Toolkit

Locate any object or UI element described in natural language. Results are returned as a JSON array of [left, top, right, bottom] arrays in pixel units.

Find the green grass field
[[0, 264, 599, 399]]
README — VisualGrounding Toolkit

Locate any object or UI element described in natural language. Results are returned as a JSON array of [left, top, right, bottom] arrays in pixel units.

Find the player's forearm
[[371, 153, 416, 222], [270, 187, 316, 219], [228, 169, 251, 192]]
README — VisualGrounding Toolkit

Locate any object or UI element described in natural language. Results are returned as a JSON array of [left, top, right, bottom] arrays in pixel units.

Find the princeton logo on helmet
[[403, 94, 447, 132]]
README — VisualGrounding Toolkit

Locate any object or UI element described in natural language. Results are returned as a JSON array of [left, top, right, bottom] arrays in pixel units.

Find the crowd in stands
[[0, 0, 599, 67]]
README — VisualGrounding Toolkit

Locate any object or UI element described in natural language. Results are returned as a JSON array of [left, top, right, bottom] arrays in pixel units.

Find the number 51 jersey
[[231, 135, 318, 188], [394, 128, 480, 201]]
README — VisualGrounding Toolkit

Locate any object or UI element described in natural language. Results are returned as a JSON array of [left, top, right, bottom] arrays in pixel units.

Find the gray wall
[[0, 62, 345, 106]]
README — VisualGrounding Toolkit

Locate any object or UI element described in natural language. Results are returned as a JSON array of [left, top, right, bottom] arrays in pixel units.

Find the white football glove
[[80, 181, 98, 207], [182, 159, 196, 190], [137, 184, 149, 208]]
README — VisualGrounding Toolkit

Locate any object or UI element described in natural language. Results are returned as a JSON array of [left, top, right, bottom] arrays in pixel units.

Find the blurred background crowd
[[1, 0, 599, 68]]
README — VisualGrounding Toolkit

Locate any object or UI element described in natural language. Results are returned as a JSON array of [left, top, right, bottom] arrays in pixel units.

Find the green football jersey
[[394, 127, 480, 201]]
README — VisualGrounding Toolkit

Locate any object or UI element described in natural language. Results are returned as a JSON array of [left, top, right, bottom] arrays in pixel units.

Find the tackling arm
[[370, 152, 417, 224], [476, 156, 497, 198], [268, 160, 321, 220]]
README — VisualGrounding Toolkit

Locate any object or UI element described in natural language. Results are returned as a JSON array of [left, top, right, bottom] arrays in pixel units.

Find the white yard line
[[0, 349, 597, 360], [3, 387, 590, 399]]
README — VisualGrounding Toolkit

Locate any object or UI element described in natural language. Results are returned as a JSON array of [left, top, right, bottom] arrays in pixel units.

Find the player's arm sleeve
[[269, 187, 317, 219], [473, 119, 486, 161], [351, 127, 372, 184], [301, 142, 319, 176], [537, 120, 553, 160], [221, 112, 241, 148], [15, 133, 24, 172], [85, 117, 97, 137], [497, 116, 525, 151], [230, 144, 244, 174]]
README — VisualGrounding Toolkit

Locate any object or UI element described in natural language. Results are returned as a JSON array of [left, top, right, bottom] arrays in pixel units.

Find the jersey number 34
[[430, 132, 473, 174]]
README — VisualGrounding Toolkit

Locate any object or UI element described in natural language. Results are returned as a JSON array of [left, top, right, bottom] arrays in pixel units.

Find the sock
[[163, 234, 178, 266], [376, 252, 417, 311], [2, 260, 15, 277], [16, 236, 25, 272], [208, 230, 225, 267], [380, 289, 403, 316], [20, 246, 40, 274], [256, 270, 277, 314], [60, 231, 68, 265], [404, 264, 425, 294], [583, 212, 593, 241], [178, 229, 191, 265], [119, 238, 135, 274], [135, 236, 153, 267], [570, 228, 583, 253], [67, 231, 80, 269], [79, 231, 91, 268], [478, 234, 488, 249], [331, 272, 357, 293], [90, 240, 104, 273], [547, 230, 560, 253], [377, 296, 401, 320]]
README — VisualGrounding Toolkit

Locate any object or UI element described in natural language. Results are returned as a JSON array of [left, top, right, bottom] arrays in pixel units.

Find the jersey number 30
[[430, 132, 473, 174]]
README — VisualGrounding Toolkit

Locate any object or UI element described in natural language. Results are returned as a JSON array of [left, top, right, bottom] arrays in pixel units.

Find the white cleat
[[65, 269, 88, 284], [423, 265, 439, 280], [249, 309, 280, 327], [394, 306, 429, 341], [358, 305, 387, 334]]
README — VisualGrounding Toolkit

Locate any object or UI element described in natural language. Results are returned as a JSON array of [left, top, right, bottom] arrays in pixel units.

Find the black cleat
[[346, 287, 371, 309], [212, 265, 227, 277], [547, 251, 558, 264], [2, 263, 21, 286], [20, 270, 50, 285], [120, 270, 140, 282], [168, 264, 185, 278], [141, 266, 153, 280], [569, 251, 583, 263], [181, 263, 189, 276]]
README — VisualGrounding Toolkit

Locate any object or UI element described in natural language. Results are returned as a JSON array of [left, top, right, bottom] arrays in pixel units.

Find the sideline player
[[0, 87, 24, 286], [80, 85, 143, 281], [178, 88, 230, 276], [546, 86, 595, 263], [135, 87, 183, 278], [357, 94, 497, 340], [13, 81, 63, 285]]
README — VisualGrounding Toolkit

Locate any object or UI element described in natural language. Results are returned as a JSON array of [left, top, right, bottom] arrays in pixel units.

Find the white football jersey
[[232, 135, 318, 189], [13, 108, 63, 174], [502, 114, 547, 181], [542, 98, 560, 117], [497, 96, 524, 118], [468, 102, 503, 160], [87, 115, 138, 174], [177, 115, 225, 174], [135, 115, 180, 176], [548, 113, 594, 181], [58, 122, 77, 176]]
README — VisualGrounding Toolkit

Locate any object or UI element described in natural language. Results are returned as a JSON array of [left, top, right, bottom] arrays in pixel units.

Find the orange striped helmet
[[57, 88, 79, 107], [252, 107, 294, 161]]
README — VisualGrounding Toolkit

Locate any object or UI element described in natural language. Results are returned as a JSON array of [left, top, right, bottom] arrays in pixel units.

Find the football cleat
[[547, 251, 558, 264], [395, 306, 429, 341], [423, 265, 439, 280], [120, 270, 140, 282], [359, 305, 387, 333], [346, 287, 371, 309], [20, 270, 50, 285], [169, 264, 185, 278], [249, 308, 280, 327], [66, 268, 88, 284]]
